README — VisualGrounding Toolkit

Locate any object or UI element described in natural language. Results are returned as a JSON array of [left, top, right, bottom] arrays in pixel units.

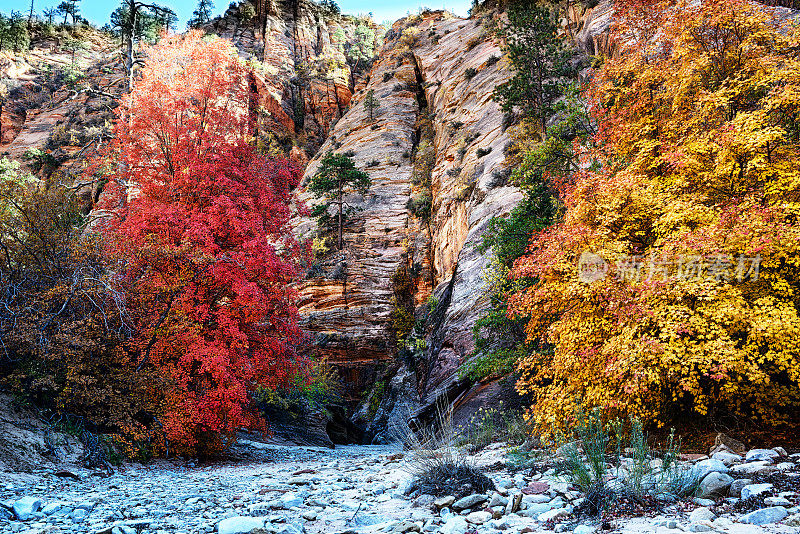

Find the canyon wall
[[1, 1, 380, 179], [296, 9, 526, 440], [212, 0, 383, 154]]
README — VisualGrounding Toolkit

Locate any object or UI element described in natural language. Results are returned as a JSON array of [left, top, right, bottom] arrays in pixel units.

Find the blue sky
[[0, 0, 472, 29]]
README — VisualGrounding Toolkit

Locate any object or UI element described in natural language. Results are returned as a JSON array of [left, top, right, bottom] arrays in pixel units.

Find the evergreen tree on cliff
[[309, 152, 371, 251], [188, 0, 214, 28], [494, 0, 574, 137]]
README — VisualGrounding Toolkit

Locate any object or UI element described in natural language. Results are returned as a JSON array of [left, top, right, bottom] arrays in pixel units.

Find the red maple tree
[[95, 31, 306, 455]]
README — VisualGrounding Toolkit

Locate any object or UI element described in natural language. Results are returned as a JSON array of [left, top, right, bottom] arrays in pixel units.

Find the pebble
[[538, 507, 570, 522], [0, 442, 798, 534], [465, 511, 492, 525], [440, 516, 469, 534], [434, 496, 455, 509], [451, 494, 486, 511]]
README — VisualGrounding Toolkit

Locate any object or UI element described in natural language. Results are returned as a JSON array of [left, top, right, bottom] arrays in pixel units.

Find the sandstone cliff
[[296, 10, 527, 441], [211, 0, 384, 154], [1, 1, 380, 183]]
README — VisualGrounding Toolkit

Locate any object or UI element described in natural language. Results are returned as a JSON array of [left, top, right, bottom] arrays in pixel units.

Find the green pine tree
[[363, 89, 380, 121], [309, 152, 371, 251], [188, 0, 214, 28], [493, 0, 574, 137]]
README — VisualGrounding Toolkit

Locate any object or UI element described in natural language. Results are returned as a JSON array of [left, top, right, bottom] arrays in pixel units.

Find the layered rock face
[[2, 2, 379, 183], [212, 0, 384, 154], [297, 10, 524, 439]]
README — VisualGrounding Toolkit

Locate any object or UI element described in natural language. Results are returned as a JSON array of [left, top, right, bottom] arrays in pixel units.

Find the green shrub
[[406, 191, 432, 221], [459, 346, 522, 382], [559, 410, 700, 515]]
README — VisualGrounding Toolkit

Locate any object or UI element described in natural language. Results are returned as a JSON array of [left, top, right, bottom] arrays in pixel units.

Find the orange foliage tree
[[510, 0, 800, 435], [95, 31, 306, 456]]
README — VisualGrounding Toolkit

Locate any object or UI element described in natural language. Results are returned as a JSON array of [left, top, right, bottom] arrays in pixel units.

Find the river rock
[[711, 451, 742, 466], [451, 494, 486, 511], [741, 483, 773, 500], [440, 516, 469, 534], [693, 459, 729, 479], [465, 511, 492, 525], [12, 496, 41, 521], [739, 506, 788, 525], [489, 493, 508, 508], [698, 472, 734, 499], [689, 507, 716, 523], [729, 478, 753, 497], [218, 516, 266, 534], [539, 507, 570, 522], [730, 461, 776, 475], [764, 496, 792, 507], [434, 496, 455, 509], [712, 434, 746, 454], [745, 449, 780, 463]]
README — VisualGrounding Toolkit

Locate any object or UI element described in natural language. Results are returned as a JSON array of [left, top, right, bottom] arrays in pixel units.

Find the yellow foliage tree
[[510, 0, 800, 435]]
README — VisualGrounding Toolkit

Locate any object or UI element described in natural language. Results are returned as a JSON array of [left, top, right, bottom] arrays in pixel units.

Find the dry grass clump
[[396, 401, 495, 498]]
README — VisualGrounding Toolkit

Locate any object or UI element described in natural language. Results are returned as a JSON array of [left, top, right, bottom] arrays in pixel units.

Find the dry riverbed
[[1, 440, 800, 534]]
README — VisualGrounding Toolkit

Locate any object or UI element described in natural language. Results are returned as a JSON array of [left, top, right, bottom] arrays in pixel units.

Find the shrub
[[476, 146, 492, 158], [457, 404, 529, 451], [426, 295, 439, 314], [466, 36, 482, 51], [403, 403, 496, 498], [0, 160, 153, 458], [406, 191, 432, 220], [459, 347, 522, 382], [366, 380, 386, 419], [464, 67, 478, 80], [559, 410, 699, 515]]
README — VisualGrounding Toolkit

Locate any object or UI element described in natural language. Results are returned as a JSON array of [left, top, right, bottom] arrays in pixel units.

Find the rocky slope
[[1, 2, 381, 183], [0, 28, 121, 197]]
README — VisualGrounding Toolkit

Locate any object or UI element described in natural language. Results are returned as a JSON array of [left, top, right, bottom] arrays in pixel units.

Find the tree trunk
[[127, 34, 135, 91], [337, 182, 343, 250]]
